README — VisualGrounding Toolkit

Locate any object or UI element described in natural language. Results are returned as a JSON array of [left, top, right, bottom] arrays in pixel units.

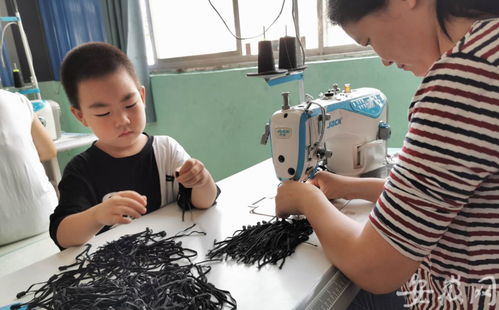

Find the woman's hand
[[308, 171, 354, 200], [309, 172, 385, 203], [275, 180, 330, 218]]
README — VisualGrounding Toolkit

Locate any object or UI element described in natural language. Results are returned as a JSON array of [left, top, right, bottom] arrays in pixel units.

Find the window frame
[[146, 0, 374, 73]]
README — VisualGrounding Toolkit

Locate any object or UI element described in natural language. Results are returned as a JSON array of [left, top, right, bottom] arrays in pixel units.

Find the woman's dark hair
[[60, 42, 140, 109], [328, 0, 499, 37], [328, 0, 387, 26]]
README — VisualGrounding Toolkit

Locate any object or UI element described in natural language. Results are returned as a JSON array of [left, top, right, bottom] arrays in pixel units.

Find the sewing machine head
[[263, 85, 390, 181]]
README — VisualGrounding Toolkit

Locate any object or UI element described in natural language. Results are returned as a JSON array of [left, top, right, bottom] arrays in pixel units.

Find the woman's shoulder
[[449, 18, 499, 65], [413, 18, 498, 111]]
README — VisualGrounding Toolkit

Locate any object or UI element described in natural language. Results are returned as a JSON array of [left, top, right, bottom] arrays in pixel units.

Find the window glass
[[238, 0, 293, 56], [149, 0, 237, 59], [324, 21, 356, 46], [238, 0, 317, 56], [297, 0, 318, 50], [322, 0, 356, 47], [139, 0, 155, 65], [145, 0, 369, 70]]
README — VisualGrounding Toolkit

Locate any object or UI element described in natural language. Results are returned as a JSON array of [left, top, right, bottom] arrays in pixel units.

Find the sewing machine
[[262, 84, 390, 181]]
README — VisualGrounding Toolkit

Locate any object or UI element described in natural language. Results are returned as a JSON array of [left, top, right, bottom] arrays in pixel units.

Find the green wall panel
[[38, 81, 91, 175], [148, 56, 420, 181], [39, 56, 421, 182]]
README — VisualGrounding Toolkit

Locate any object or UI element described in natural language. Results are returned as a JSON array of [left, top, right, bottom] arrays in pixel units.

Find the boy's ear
[[70, 106, 88, 127], [139, 86, 146, 105]]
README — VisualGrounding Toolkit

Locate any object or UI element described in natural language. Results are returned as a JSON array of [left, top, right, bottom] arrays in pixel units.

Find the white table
[[0, 159, 374, 310], [42, 132, 97, 186], [53, 132, 97, 152]]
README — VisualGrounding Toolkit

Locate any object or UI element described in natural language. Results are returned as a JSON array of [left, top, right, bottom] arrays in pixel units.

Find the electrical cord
[[291, 0, 306, 66], [209, 0, 306, 66], [208, 0, 286, 40], [0, 22, 16, 68], [305, 100, 327, 156]]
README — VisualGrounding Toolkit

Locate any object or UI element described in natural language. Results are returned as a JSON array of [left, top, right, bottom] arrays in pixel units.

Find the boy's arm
[[190, 176, 218, 209], [56, 207, 106, 248], [31, 115, 57, 161], [56, 191, 147, 248]]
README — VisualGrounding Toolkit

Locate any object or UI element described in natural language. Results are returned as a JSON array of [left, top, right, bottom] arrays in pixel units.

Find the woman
[[0, 90, 58, 245], [275, 0, 499, 308]]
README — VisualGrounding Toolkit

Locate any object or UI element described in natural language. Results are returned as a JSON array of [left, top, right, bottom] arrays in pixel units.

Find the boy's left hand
[[176, 158, 212, 188]]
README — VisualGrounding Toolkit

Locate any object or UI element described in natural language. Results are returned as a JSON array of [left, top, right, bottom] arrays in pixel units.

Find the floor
[[0, 231, 59, 278]]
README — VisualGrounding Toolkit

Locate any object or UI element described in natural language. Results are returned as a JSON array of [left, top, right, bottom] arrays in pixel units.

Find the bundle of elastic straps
[[11, 218, 314, 309]]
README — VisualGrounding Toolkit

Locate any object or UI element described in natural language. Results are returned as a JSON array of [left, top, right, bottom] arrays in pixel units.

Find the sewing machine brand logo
[[275, 127, 292, 139], [327, 117, 342, 129]]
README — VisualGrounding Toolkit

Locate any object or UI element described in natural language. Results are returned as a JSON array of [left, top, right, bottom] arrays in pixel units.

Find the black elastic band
[[13, 226, 236, 309], [207, 217, 315, 269]]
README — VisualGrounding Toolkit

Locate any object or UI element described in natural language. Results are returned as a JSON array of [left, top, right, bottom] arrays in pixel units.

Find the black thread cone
[[257, 40, 276, 73], [278, 36, 297, 70]]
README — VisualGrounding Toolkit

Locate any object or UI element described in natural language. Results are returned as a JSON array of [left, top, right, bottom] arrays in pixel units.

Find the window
[[145, 0, 372, 72]]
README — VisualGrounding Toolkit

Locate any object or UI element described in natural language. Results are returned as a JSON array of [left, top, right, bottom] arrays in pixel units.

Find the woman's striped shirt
[[369, 18, 499, 309]]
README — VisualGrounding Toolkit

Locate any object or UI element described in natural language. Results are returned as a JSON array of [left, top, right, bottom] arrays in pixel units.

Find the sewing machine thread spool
[[257, 40, 276, 74], [278, 36, 297, 70]]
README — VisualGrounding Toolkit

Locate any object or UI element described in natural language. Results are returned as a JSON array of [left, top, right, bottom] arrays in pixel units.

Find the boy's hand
[[176, 158, 213, 188], [93, 190, 147, 226]]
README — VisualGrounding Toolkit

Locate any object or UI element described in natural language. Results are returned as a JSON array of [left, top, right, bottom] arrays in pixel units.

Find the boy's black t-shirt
[[50, 135, 161, 248]]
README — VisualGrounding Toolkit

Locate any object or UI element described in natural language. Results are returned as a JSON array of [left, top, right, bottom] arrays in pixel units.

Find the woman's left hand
[[275, 180, 327, 218]]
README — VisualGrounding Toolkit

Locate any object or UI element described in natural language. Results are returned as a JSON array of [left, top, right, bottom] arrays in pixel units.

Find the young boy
[[50, 42, 219, 249]]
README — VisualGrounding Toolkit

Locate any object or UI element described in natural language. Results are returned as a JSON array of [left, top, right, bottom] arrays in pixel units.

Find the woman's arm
[[309, 171, 386, 203], [31, 115, 56, 161], [276, 181, 420, 293]]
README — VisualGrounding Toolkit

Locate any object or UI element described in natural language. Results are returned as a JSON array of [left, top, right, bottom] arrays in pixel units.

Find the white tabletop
[[54, 132, 97, 152], [0, 159, 374, 310]]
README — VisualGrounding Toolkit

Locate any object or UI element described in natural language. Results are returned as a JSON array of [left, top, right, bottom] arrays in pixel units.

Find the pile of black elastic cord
[[11, 226, 236, 310], [207, 217, 314, 269]]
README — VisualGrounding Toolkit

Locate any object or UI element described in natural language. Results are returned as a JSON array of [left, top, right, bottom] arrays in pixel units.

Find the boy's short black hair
[[60, 42, 140, 109]]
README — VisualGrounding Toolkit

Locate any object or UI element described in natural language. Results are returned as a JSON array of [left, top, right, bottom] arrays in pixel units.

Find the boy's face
[[71, 68, 146, 152]]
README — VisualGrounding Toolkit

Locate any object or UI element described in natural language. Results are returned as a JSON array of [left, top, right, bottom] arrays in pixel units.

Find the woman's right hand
[[308, 171, 354, 201], [309, 172, 386, 203], [93, 191, 147, 226]]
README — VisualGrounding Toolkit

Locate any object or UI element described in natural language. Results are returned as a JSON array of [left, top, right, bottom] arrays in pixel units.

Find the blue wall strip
[[0, 16, 19, 22], [266, 72, 304, 87]]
